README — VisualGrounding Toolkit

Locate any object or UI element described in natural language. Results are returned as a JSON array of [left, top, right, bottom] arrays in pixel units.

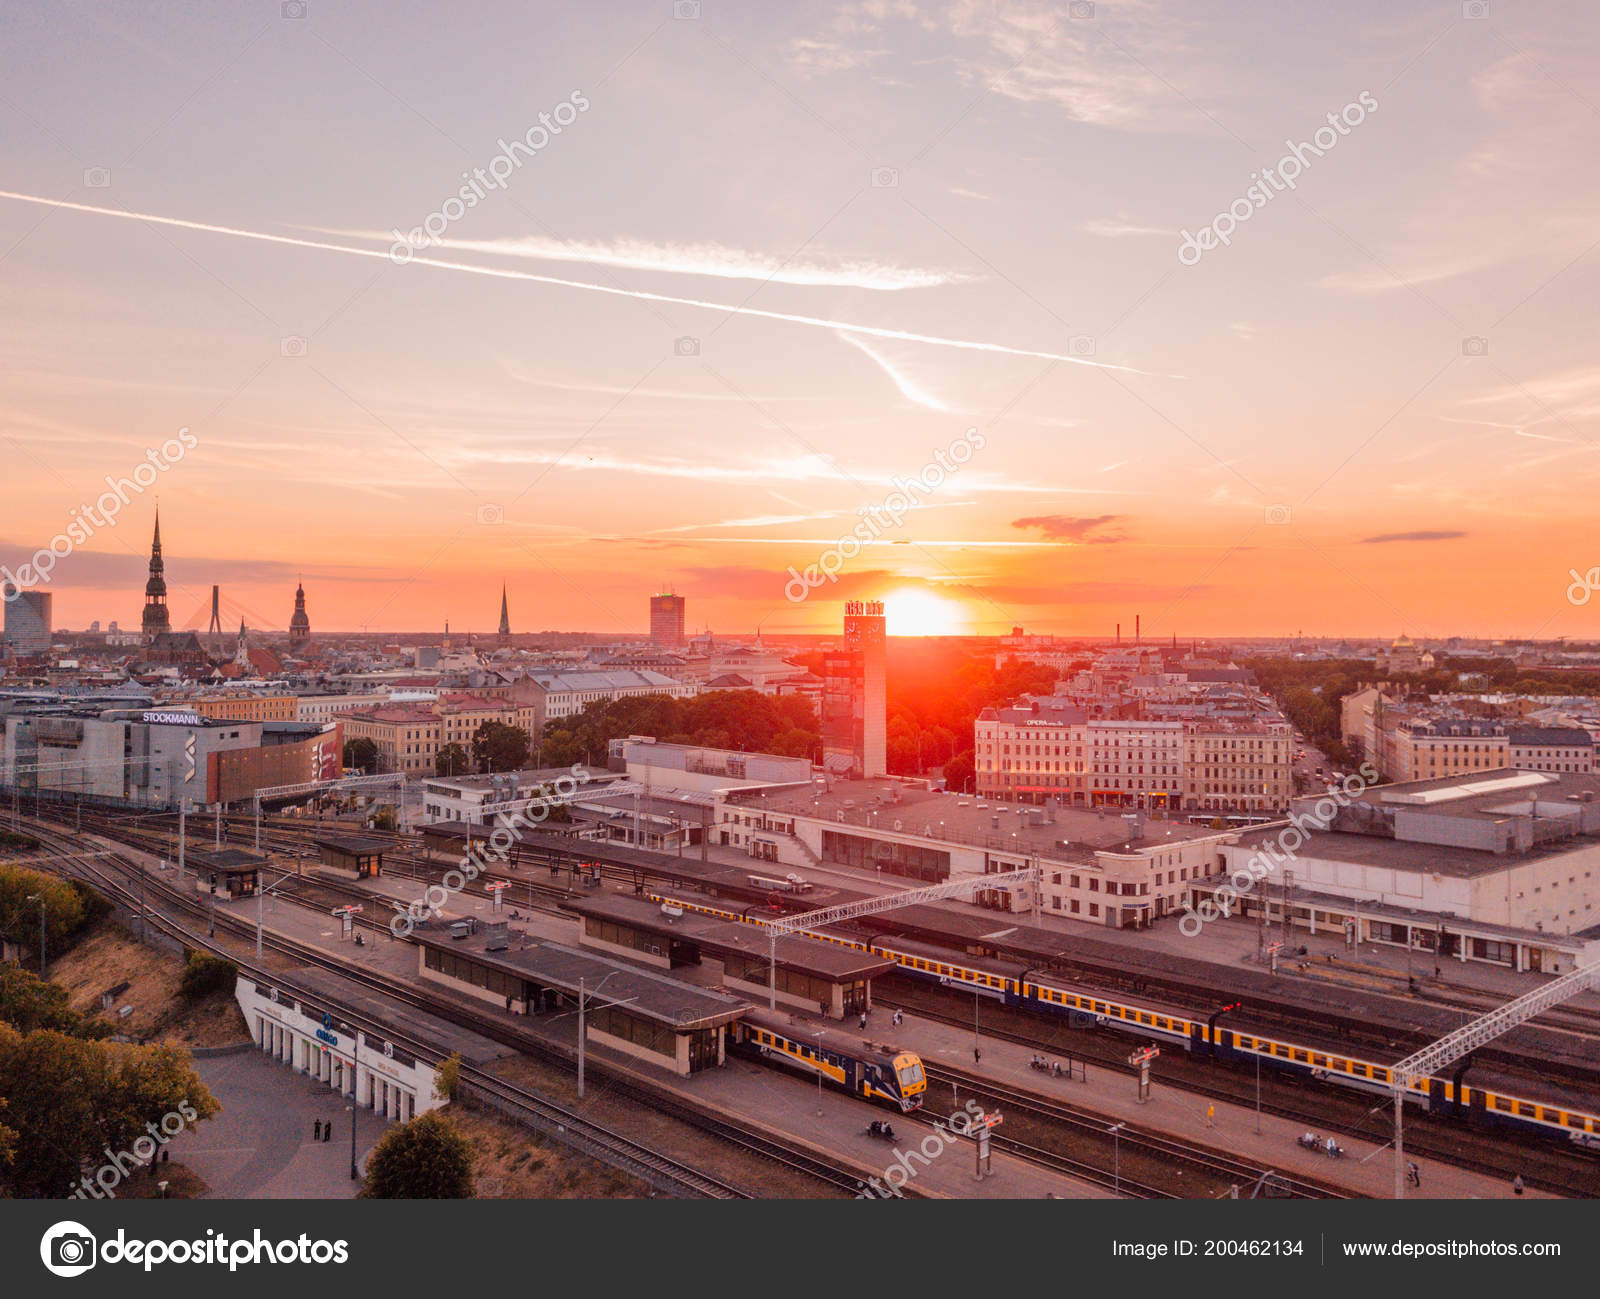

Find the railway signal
[[1129, 1045, 1160, 1102]]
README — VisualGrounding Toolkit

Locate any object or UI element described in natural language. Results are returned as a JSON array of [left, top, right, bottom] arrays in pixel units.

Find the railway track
[[883, 983, 1600, 1198], [13, 813, 875, 1199], [920, 1063, 1344, 1200]]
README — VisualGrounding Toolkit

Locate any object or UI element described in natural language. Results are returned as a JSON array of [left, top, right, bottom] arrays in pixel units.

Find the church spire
[[497, 583, 511, 642], [141, 508, 171, 642]]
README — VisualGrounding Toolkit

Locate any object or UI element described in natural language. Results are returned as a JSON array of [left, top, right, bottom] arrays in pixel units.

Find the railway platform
[[865, 1001, 1553, 1200]]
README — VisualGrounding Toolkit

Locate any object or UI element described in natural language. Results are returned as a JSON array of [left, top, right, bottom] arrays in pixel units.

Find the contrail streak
[[0, 189, 1164, 375]]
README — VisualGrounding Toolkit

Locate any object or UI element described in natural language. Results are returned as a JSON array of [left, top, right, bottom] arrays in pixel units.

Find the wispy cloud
[[0, 190, 1164, 374], [1012, 513, 1126, 542], [836, 331, 953, 411], [1358, 530, 1468, 544], [340, 230, 965, 292], [1084, 218, 1167, 238]]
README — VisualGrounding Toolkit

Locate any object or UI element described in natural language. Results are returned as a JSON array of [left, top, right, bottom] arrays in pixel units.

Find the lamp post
[[576, 972, 635, 1100], [25, 894, 45, 978], [339, 1021, 360, 1180], [258, 868, 297, 960], [1254, 1052, 1262, 1134], [1109, 1122, 1125, 1196]]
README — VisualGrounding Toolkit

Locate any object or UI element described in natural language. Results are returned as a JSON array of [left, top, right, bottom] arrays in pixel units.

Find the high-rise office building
[[821, 599, 887, 778], [650, 592, 686, 648], [2, 586, 52, 654]]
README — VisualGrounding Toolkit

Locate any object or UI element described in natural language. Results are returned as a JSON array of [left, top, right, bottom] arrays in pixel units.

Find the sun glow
[[887, 588, 970, 636]]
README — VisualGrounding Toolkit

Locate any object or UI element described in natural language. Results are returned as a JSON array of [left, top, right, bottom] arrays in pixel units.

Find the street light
[[1108, 1122, 1125, 1196], [338, 1021, 361, 1180], [25, 894, 45, 978]]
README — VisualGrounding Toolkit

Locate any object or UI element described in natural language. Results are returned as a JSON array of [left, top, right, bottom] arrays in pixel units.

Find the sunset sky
[[3, 0, 1599, 640]]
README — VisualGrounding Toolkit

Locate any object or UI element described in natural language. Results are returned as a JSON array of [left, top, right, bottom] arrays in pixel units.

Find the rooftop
[[414, 930, 748, 1028], [728, 777, 1231, 860], [561, 893, 897, 980]]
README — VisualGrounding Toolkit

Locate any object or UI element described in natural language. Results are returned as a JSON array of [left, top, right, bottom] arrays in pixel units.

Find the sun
[[887, 588, 969, 636]]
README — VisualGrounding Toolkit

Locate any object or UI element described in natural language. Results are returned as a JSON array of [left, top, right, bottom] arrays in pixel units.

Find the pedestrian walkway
[[166, 1051, 391, 1198]]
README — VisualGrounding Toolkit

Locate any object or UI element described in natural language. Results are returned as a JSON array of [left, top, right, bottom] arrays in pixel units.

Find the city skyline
[[4, 1, 1600, 639]]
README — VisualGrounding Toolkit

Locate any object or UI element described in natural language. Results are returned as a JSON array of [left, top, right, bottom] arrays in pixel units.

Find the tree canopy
[[360, 1110, 474, 1199], [0, 1024, 220, 1197], [472, 721, 531, 773], [539, 690, 818, 768], [435, 743, 470, 777]]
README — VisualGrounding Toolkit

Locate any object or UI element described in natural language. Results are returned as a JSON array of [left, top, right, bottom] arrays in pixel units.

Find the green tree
[[178, 952, 237, 1000], [942, 749, 975, 794], [0, 962, 109, 1037], [0, 1025, 220, 1198], [472, 722, 530, 773], [343, 737, 379, 774], [360, 1111, 474, 1199], [433, 1052, 462, 1102], [0, 867, 85, 969], [435, 743, 470, 777]]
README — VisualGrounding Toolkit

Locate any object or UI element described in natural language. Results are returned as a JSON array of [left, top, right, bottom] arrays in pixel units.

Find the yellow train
[[649, 891, 1600, 1149]]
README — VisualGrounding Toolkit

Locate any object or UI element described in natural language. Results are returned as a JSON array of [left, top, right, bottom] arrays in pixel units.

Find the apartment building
[[973, 702, 1293, 814], [433, 693, 518, 767], [341, 706, 441, 775], [164, 691, 298, 723]]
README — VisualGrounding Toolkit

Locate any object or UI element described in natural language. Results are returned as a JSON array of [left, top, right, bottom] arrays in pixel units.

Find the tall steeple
[[141, 508, 171, 641], [288, 577, 311, 650], [497, 583, 511, 646]]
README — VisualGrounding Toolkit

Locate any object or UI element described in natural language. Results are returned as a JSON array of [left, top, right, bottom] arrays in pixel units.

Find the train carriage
[[730, 1010, 926, 1112], [645, 889, 1600, 1151]]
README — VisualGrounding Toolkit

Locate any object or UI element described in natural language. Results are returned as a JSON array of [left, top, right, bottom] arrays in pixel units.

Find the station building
[[560, 893, 896, 1018], [1208, 769, 1600, 974], [194, 847, 268, 900], [415, 930, 746, 1075], [236, 977, 441, 1121], [718, 777, 1236, 926], [313, 834, 387, 879]]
